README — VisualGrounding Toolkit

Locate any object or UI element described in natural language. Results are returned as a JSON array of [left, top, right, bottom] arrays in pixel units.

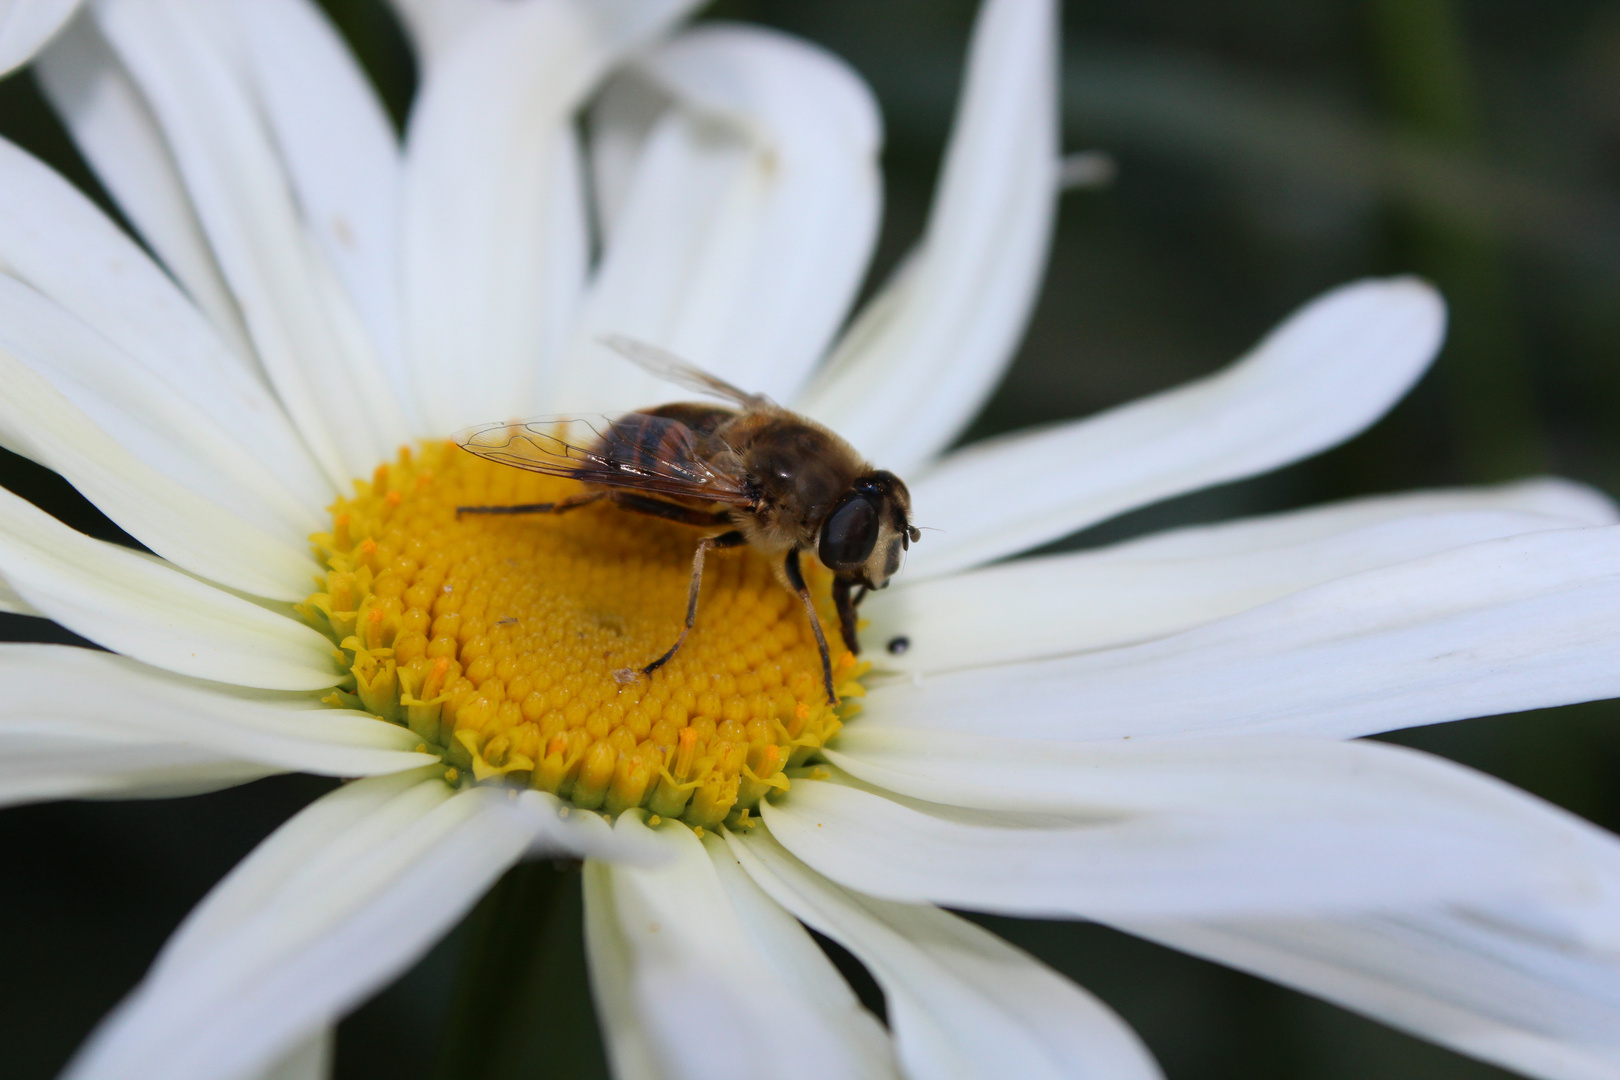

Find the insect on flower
[[454, 336, 921, 702]]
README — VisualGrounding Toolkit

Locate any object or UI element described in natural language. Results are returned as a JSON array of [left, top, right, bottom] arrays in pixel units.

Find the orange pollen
[[299, 440, 865, 827]]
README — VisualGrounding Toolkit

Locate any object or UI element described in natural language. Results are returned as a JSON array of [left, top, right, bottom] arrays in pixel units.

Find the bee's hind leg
[[456, 492, 735, 525], [456, 492, 606, 517], [616, 529, 748, 685], [606, 493, 735, 528], [785, 550, 839, 705]]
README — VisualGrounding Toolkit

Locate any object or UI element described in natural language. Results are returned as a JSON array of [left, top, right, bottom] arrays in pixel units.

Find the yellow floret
[[300, 442, 863, 827]]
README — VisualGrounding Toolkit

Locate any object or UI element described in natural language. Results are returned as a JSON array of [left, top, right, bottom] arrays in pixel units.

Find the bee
[[453, 336, 920, 703]]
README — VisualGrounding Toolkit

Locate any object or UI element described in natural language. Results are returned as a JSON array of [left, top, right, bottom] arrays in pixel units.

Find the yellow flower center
[[300, 442, 864, 827]]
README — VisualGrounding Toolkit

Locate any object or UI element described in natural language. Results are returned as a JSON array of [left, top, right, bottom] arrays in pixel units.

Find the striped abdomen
[[586, 405, 737, 483]]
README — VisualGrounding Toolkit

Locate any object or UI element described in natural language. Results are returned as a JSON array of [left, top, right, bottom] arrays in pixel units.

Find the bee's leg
[[622, 529, 749, 683], [606, 493, 735, 528], [785, 550, 838, 705], [832, 576, 861, 655], [455, 492, 605, 517]]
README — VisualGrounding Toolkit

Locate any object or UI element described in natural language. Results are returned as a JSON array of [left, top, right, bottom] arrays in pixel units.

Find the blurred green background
[[3, 0, 1619, 1077]]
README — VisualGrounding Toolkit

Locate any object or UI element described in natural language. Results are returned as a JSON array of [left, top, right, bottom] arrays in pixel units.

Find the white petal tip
[[0, 0, 82, 76], [1348, 275, 1447, 340]]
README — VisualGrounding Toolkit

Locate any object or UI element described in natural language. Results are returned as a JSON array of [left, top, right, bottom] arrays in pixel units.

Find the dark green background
[[3, 0, 1618, 1077]]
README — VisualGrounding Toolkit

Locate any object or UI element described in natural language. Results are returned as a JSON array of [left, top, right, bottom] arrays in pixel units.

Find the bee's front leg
[[785, 550, 838, 705], [831, 577, 861, 656]]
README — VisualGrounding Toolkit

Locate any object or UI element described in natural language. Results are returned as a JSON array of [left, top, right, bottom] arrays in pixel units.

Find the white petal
[[254, 1031, 330, 1080], [0, 483, 334, 688], [0, 573, 41, 615], [862, 523, 1620, 741], [383, 0, 496, 67], [903, 278, 1447, 579], [64, 773, 547, 1080], [0, 135, 330, 507], [560, 22, 882, 410], [0, 272, 320, 541], [0, 342, 319, 600], [1118, 910, 1620, 1080], [584, 65, 668, 249], [4, 733, 280, 805], [522, 792, 675, 867], [0, 643, 429, 807], [0, 0, 79, 73], [730, 826, 1163, 1080], [400, 0, 699, 434], [868, 478, 1614, 674], [832, 726, 1609, 831], [794, 0, 1059, 472], [700, 831, 895, 1069], [767, 741, 1620, 926], [161, 783, 660, 984], [94, 0, 408, 480], [582, 812, 896, 1080], [230, 0, 408, 421], [1066, 476, 1617, 554], [35, 12, 254, 356]]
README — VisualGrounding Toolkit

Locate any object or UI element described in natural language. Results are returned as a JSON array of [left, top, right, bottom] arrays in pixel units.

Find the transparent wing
[[453, 414, 755, 505], [598, 334, 771, 409]]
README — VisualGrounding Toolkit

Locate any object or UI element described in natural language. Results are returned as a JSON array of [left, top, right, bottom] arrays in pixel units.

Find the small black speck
[[886, 635, 910, 655]]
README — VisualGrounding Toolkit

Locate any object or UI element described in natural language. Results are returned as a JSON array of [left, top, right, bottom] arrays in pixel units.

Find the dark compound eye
[[819, 493, 879, 569], [886, 635, 910, 655]]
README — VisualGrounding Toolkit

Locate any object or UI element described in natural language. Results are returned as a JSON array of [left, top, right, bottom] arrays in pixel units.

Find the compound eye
[[819, 493, 879, 569]]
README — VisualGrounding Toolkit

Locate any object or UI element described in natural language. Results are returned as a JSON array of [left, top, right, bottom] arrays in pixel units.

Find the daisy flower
[[2, 1, 1619, 1078]]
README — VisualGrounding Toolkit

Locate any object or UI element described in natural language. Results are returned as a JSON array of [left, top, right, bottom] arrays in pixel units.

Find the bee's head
[[817, 470, 920, 590]]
